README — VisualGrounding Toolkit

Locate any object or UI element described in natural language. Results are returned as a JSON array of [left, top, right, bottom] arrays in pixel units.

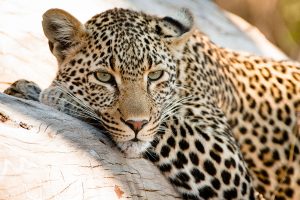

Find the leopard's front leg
[[144, 104, 257, 200]]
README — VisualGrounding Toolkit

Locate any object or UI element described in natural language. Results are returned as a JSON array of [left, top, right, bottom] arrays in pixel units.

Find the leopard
[[4, 7, 300, 200]]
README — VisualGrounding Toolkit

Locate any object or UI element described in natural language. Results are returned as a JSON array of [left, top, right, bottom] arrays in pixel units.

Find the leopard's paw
[[4, 79, 41, 101]]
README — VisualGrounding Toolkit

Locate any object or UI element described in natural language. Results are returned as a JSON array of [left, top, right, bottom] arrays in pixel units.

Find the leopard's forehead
[[86, 8, 154, 32], [83, 8, 173, 77]]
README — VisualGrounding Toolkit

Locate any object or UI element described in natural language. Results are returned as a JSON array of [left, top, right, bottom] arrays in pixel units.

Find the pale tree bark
[[0, 93, 180, 200], [0, 0, 287, 199]]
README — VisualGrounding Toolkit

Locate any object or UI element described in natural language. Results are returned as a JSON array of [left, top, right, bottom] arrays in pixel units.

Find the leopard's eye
[[94, 71, 113, 83], [148, 70, 164, 81]]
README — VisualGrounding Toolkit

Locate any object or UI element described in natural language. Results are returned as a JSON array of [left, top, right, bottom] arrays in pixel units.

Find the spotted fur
[[5, 8, 300, 200]]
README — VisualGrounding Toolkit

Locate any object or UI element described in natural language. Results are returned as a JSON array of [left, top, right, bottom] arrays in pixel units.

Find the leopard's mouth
[[117, 140, 151, 158]]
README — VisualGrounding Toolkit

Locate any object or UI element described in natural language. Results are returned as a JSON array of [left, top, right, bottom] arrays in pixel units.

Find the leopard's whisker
[[46, 81, 103, 124], [62, 102, 99, 118], [54, 96, 101, 121], [52, 82, 98, 115], [144, 148, 158, 161], [160, 95, 193, 122], [55, 102, 101, 122]]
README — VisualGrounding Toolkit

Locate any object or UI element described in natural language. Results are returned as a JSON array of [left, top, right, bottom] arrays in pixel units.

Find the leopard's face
[[43, 8, 193, 156], [81, 31, 177, 155]]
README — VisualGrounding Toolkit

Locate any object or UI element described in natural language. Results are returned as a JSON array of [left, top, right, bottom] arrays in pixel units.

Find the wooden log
[[0, 93, 180, 200]]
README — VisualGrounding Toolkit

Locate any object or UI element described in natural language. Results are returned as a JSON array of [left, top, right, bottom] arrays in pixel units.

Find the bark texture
[[0, 93, 180, 200]]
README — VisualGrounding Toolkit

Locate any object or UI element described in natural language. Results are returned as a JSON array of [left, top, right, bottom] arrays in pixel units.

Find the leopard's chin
[[117, 140, 151, 158]]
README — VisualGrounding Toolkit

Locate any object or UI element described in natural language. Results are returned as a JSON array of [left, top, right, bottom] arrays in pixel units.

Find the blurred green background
[[215, 0, 300, 61]]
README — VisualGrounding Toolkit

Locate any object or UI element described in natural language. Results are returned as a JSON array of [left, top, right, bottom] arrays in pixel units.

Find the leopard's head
[[42, 8, 193, 156]]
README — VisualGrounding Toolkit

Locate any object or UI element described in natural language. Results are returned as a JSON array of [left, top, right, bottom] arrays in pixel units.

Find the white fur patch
[[117, 141, 151, 158]]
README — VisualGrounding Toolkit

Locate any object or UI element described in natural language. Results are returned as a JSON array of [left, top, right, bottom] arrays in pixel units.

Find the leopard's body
[[5, 8, 300, 200]]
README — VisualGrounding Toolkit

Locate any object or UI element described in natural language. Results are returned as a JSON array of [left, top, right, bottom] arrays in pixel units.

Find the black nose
[[124, 119, 148, 134]]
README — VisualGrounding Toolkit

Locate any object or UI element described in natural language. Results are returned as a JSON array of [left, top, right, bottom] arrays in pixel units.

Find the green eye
[[148, 70, 164, 81], [94, 71, 113, 83]]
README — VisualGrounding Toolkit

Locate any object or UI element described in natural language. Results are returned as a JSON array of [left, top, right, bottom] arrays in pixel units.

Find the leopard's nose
[[124, 119, 148, 134]]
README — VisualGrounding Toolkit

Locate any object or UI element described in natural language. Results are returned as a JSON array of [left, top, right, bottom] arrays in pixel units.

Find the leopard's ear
[[42, 8, 86, 64], [155, 9, 194, 45]]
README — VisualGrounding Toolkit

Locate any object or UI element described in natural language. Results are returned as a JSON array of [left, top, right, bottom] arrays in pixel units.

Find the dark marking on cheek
[[147, 55, 153, 70], [48, 41, 54, 53], [109, 55, 115, 71]]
